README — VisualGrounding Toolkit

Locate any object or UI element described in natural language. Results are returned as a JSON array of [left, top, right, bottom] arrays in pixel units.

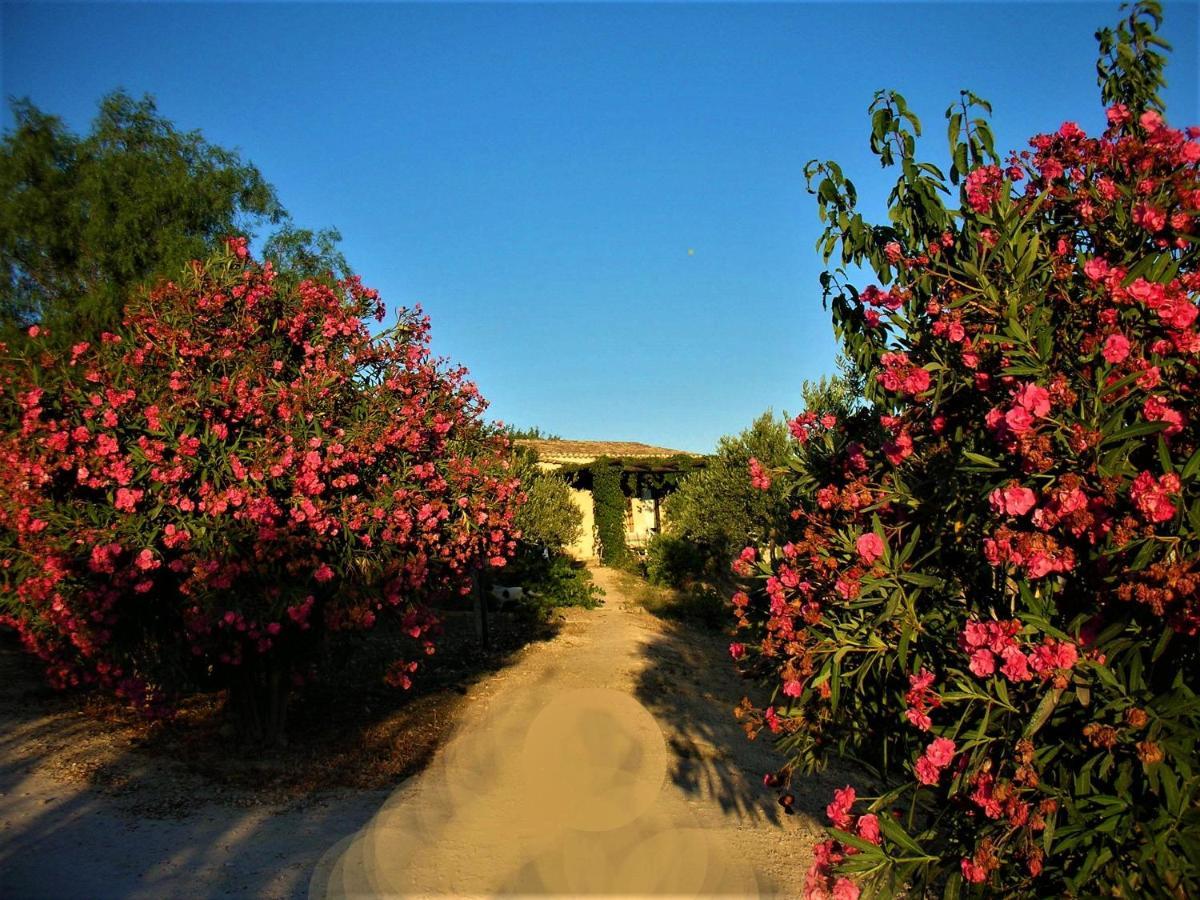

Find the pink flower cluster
[[749, 457, 772, 490], [1122, 276, 1199, 333], [959, 619, 1079, 683], [1142, 395, 1186, 437], [914, 736, 956, 785], [803, 785, 880, 899], [859, 285, 904, 326], [989, 482, 1037, 517], [964, 164, 1004, 212], [804, 840, 860, 900], [789, 410, 839, 444], [0, 243, 524, 707], [855, 532, 885, 565], [1102, 332, 1131, 363], [983, 529, 1077, 580], [876, 415, 915, 466], [1129, 470, 1180, 523], [860, 285, 904, 311], [876, 352, 931, 397], [987, 382, 1052, 439], [732, 545, 757, 577], [904, 668, 941, 731]]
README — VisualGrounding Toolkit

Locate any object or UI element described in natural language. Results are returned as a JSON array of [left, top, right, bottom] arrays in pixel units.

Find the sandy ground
[[1, 567, 833, 898]]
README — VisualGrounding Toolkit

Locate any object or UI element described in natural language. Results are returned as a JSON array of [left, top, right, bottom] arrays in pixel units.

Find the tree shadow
[[0, 608, 561, 898], [0, 769, 387, 899], [631, 615, 788, 827], [0, 635, 369, 898], [630, 613, 868, 835]]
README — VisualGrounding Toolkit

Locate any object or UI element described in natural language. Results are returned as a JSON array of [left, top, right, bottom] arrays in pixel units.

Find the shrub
[[514, 554, 603, 619], [644, 531, 707, 588], [665, 386, 858, 582], [513, 464, 582, 553], [497, 448, 591, 615], [0, 240, 522, 743], [733, 3, 1200, 896], [663, 412, 792, 572]]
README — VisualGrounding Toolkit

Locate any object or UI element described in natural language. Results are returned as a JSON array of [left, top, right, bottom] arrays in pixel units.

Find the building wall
[[561, 491, 666, 560], [566, 485, 597, 560], [627, 497, 658, 547], [536, 452, 683, 562]]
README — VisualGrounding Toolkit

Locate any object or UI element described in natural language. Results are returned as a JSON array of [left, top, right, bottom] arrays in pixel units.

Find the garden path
[[1, 567, 834, 898], [309, 565, 830, 897]]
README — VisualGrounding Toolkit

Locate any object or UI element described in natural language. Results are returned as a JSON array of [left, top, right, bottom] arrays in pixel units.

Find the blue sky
[[3, 2, 1197, 452]]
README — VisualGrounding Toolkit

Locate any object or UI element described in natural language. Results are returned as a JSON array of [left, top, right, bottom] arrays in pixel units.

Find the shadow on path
[[0, 607, 558, 900], [630, 613, 788, 828]]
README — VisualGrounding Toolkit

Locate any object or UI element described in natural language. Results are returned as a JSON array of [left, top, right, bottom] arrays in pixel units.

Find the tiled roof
[[514, 439, 698, 463]]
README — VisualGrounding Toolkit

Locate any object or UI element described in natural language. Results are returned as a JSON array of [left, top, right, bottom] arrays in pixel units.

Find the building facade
[[514, 439, 703, 561]]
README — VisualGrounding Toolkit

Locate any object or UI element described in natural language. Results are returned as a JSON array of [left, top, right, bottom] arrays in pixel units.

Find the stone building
[[514, 439, 704, 561]]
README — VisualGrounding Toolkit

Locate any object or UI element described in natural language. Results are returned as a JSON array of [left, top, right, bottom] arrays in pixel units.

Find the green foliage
[[502, 424, 562, 440], [591, 462, 628, 565], [514, 469, 582, 552], [499, 436, 594, 615], [554, 452, 707, 571], [505, 435, 583, 552], [808, 357, 867, 413], [644, 532, 707, 588], [736, 3, 1200, 895], [262, 224, 351, 286], [0, 91, 340, 342], [664, 411, 795, 567], [517, 554, 603, 616], [491, 545, 602, 627], [1096, 0, 1169, 114], [556, 453, 706, 489], [658, 374, 860, 587]]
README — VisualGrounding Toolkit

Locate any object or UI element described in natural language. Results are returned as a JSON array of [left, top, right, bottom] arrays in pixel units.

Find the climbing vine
[[556, 454, 706, 487], [554, 454, 707, 565], [590, 462, 628, 565]]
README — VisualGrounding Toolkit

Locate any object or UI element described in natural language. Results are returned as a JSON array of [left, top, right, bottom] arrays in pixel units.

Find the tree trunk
[[227, 658, 291, 747], [472, 574, 491, 651]]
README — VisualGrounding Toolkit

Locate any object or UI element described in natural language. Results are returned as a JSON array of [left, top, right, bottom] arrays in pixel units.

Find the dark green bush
[[644, 532, 707, 588], [504, 553, 602, 621]]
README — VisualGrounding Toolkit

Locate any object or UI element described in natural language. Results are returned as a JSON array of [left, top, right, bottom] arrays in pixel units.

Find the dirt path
[[310, 567, 828, 897], [1, 568, 830, 898]]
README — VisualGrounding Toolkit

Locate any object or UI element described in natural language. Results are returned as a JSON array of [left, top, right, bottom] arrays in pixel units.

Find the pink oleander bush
[[733, 3, 1199, 895], [0, 239, 522, 741]]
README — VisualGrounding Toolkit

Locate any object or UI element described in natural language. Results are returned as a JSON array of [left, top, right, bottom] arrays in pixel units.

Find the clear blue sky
[[3, 2, 1197, 452]]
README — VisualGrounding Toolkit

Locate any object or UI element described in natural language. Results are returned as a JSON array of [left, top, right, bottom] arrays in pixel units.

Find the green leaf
[[1152, 627, 1173, 662], [962, 451, 1001, 468], [1023, 687, 1064, 738], [1043, 810, 1057, 854], [1101, 420, 1167, 446], [1156, 435, 1173, 475], [877, 812, 928, 858], [1181, 447, 1200, 481], [898, 621, 913, 669], [829, 828, 881, 855]]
